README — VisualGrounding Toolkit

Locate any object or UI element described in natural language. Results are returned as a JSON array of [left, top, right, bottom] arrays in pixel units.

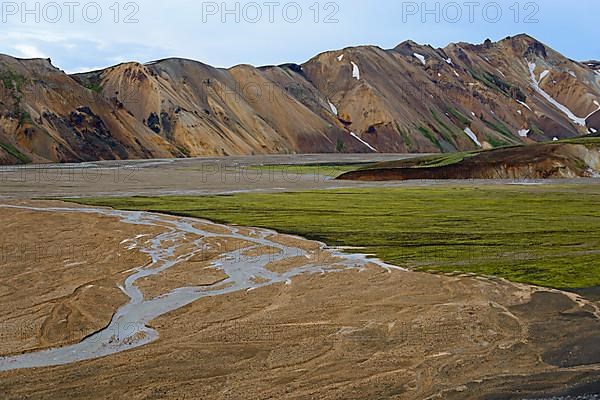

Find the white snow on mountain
[[528, 62, 587, 126], [327, 99, 338, 116], [350, 132, 378, 152], [518, 129, 530, 138], [464, 127, 482, 147], [413, 53, 426, 66], [584, 100, 600, 119], [351, 61, 360, 80], [517, 100, 532, 111]]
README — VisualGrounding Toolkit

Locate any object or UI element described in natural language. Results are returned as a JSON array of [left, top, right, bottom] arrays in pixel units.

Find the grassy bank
[[355, 136, 600, 172], [73, 185, 600, 289]]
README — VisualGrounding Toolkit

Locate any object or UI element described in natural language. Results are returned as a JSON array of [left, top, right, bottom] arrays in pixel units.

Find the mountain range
[[0, 34, 599, 165]]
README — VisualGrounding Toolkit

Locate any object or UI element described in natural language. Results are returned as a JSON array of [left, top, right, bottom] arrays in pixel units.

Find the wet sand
[[0, 203, 159, 356], [0, 201, 599, 399]]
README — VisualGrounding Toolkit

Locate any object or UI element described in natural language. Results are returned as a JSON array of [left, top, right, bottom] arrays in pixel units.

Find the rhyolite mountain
[[0, 34, 599, 164]]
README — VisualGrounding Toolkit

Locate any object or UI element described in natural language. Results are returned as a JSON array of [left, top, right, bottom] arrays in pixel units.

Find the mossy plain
[[74, 184, 600, 290]]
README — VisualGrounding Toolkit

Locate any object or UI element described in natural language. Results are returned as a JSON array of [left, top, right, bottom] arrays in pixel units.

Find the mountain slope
[[299, 35, 600, 153], [0, 34, 599, 164], [73, 60, 367, 157], [0, 56, 181, 165]]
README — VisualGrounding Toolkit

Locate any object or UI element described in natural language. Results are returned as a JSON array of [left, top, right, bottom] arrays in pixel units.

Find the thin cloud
[[13, 44, 48, 59]]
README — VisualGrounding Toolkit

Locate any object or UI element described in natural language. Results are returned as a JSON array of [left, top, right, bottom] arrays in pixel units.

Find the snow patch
[[590, 128, 598, 134], [585, 101, 600, 120], [351, 61, 360, 80], [518, 129, 530, 138], [350, 132, 378, 152], [445, 58, 452, 65], [327, 99, 338, 116], [413, 53, 426, 66], [517, 110, 522, 115], [553, 137, 559, 141], [528, 62, 587, 126], [337, 54, 344, 62], [453, 70, 459, 77], [464, 127, 482, 147], [568, 70, 577, 78], [517, 100, 532, 111], [539, 70, 550, 82]]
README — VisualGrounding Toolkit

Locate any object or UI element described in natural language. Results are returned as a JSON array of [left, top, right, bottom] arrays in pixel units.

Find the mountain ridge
[[0, 34, 599, 165]]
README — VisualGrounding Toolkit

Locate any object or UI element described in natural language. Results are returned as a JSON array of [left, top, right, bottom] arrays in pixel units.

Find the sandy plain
[[0, 201, 599, 399]]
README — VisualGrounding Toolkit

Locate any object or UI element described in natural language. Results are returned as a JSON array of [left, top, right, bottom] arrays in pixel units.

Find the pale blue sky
[[0, 0, 597, 73]]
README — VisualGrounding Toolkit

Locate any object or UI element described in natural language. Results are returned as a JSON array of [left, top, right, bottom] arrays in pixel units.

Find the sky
[[0, 0, 597, 73]]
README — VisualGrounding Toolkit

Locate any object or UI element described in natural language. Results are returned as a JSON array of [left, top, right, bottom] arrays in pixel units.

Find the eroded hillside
[[1, 34, 599, 164]]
